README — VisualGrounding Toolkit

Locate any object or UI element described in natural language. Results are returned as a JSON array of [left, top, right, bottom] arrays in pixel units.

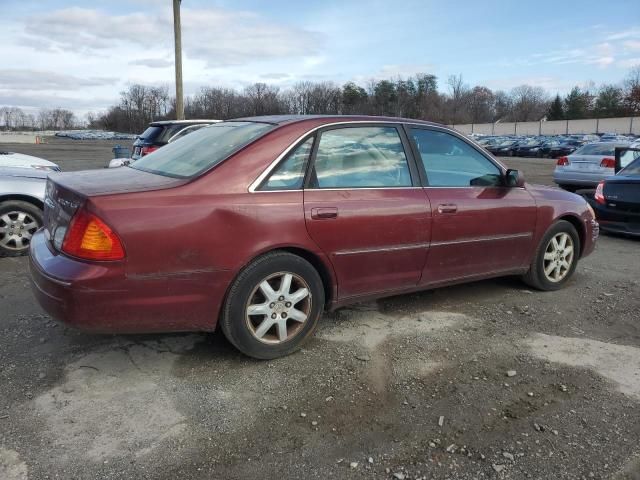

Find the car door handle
[[437, 204, 458, 214], [311, 207, 338, 219]]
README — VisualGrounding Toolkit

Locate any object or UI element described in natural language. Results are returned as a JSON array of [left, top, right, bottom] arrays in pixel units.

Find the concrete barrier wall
[[453, 116, 640, 136], [0, 134, 40, 144]]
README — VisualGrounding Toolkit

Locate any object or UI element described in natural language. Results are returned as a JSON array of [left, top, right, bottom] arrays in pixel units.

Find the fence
[[452, 116, 640, 136]]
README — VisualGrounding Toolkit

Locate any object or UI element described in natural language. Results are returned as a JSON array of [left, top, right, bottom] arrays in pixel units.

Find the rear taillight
[[141, 146, 158, 156], [62, 209, 125, 260], [594, 181, 606, 205], [600, 157, 615, 169], [557, 156, 569, 166]]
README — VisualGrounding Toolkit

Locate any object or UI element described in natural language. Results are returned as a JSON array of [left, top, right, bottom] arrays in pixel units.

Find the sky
[[0, 0, 639, 117]]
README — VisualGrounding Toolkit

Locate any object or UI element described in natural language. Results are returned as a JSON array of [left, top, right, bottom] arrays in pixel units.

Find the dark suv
[[131, 120, 220, 160]]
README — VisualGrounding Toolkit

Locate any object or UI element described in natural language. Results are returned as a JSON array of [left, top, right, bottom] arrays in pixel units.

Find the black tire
[[0, 200, 43, 257], [220, 251, 325, 359], [537, 150, 544, 158], [522, 220, 581, 291]]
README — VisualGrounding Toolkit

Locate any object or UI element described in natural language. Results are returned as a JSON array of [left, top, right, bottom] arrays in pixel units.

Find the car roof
[[230, 114, 443, 127], [149, 119, 221, 126]]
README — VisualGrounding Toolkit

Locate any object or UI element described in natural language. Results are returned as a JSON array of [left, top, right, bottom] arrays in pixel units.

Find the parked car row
[[475, 133, 637, 158]]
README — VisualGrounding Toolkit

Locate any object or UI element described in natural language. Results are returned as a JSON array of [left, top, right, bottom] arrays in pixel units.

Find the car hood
[[0, 152, 59, 169], [0, 166, 50, 180], [49, 166, 188, 197]]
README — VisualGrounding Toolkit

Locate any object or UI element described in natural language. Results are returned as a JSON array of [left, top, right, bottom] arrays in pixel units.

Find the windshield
[[131, 122, 274, 178]]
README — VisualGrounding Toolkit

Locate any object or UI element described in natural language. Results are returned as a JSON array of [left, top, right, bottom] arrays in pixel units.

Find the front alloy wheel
[[522, 220, 580, 291], [542, 232, 574, 283]]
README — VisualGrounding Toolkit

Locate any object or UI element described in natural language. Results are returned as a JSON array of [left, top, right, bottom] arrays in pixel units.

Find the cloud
[[617, 58, 640, 69], [260, 73, 291, 80], [21, 6, 325, 67], [129, 58, 174, 68], [0, 69, 117, 91], [623, 40, 640, 52], [0, 91, 114, 111], [606, 27, 640, 41]]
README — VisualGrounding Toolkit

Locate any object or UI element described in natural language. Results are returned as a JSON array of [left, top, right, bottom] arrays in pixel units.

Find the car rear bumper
[[585, 198, 640, 237], [553, 169, 603, 187], [29, 229, 231, 333]]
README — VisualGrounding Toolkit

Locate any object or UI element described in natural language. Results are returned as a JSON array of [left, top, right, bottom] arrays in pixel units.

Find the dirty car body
[[30, 115, 598, 358]]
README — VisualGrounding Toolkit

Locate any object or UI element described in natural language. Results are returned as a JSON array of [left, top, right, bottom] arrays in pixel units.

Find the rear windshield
[[130, 122, 273, 178], [139, 125, 187, 144], [573, 143, 619, 156]]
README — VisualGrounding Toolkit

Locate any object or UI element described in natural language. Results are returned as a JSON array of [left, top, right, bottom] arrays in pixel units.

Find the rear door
[[407, 126, 537, 285], [303, 124, 431, 300]]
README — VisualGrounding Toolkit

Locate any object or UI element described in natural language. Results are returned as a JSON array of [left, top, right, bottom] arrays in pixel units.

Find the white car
[[552, 141, 630, 191], [0, 151, 60, 171]]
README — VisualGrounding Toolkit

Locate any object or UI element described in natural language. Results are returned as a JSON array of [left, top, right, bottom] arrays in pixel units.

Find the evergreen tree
[[547, 94, 564, 120]]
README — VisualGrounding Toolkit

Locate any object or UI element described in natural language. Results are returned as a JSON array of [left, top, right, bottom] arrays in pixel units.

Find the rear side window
[[411, 128, 502, 187], [260, 137, 314, 191], [131, 122, 273, 178], [310, 126, 412, 189]]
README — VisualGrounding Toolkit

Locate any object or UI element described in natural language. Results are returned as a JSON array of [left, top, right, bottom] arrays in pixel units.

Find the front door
[[407, 127, 537, 285], [303, 125, 431, 300]]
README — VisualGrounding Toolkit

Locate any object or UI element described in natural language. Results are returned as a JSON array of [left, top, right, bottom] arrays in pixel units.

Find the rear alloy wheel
[[522, 220, 580, 291], [221, 252, 325, 359], [0, 201, 42, 257], [245, 272, 312, 344]]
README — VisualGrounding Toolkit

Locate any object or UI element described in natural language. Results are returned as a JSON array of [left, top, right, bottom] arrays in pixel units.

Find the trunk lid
[[49, 167, 187, 197], [44, 168, 186, 251], [604, 176, 640, 211]]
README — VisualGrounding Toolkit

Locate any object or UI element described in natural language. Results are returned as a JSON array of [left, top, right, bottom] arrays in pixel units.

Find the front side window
[[410, 128, 502, 187], [310, 126, 412, 189], [131, 121, 273, 178], [260, 137, 314, 190]]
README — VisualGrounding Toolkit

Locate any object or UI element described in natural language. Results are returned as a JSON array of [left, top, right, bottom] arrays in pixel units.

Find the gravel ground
[[1, 139, 639, 480]]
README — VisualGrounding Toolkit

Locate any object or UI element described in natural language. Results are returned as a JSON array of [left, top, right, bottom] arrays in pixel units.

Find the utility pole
[[173, 0, 184, 120]]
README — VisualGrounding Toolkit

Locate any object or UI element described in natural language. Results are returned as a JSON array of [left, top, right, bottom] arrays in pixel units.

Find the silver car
[[0, 167, 48, 256], [553, 141, 630, 191], [0, 151, 60, 171]]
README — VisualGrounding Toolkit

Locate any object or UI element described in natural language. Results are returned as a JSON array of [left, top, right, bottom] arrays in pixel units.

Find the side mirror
[[505, 169, 525, 188]]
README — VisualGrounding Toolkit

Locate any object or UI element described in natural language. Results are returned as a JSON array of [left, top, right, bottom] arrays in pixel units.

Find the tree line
[[1, 66, 638, 133], [0, 107, 78, 131]]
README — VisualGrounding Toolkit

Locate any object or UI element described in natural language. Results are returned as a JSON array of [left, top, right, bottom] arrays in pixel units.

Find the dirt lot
[[1, 139, 639, 480]]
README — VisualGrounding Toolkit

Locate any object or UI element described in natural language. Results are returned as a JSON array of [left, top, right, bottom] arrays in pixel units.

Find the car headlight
[[31, 164, 59, 171], [586, 203, 596, 219]]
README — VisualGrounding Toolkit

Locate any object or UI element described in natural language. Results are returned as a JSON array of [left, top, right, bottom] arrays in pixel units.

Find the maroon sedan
[[30, 116, 598, 359]]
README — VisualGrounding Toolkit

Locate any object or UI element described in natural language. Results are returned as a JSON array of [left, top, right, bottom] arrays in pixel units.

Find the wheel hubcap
[[245, 272, 312, 344], [542, 232, 574, 283], [0, 211, 39, 251]]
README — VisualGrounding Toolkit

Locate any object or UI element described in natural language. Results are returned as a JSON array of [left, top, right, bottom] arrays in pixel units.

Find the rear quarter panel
[[88, 121, 339, 330]]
